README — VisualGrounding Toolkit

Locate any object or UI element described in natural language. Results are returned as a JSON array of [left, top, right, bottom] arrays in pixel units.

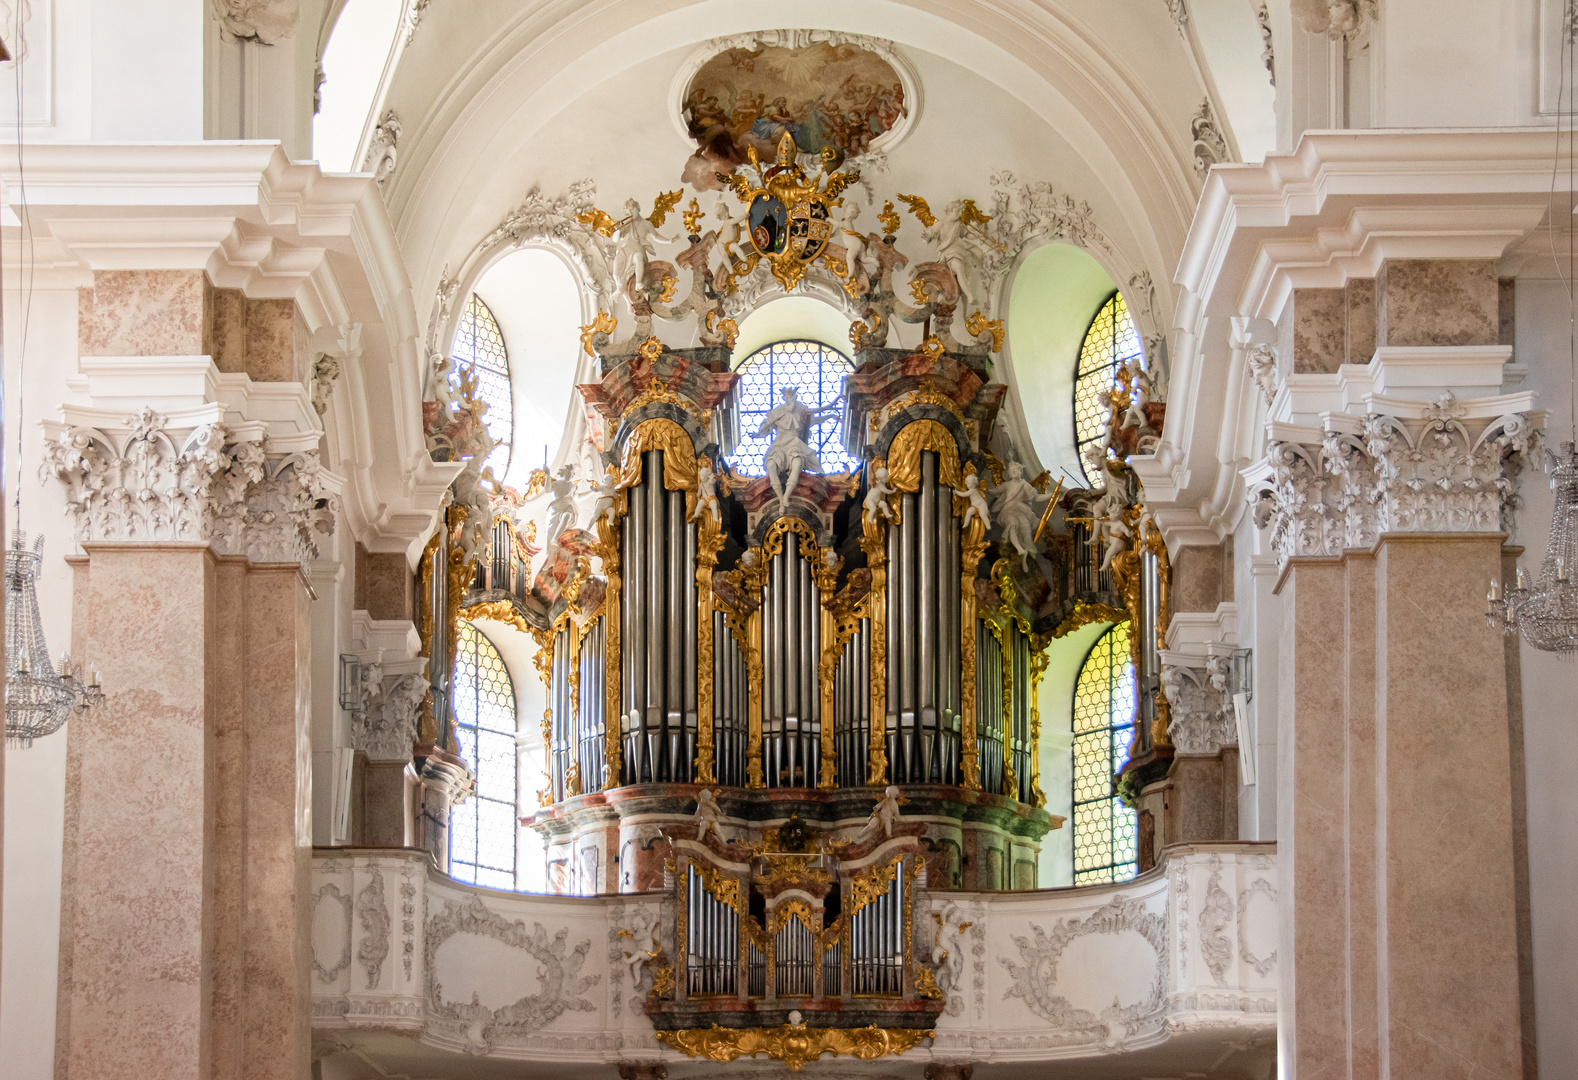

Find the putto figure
[[690, 459, 722, 525], [955, 470, 991, 530], [863, 464, 899, 524], [756, 386, 841, 513]]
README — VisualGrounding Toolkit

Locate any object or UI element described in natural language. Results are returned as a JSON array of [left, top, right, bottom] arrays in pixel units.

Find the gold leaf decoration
[[654, 1024, 932, 1072], [909, 278, 931, 306], [576, 207, 617, 237], [682, 197, 704, 234], [878, 199, 901, 235], [895, 192, 936, 227], [885, 419, 963, 494], [964, 309, 1005, 352], [958, 198, 993, 227], [648, 189, 684, 227], [579, 311, 616, 356]]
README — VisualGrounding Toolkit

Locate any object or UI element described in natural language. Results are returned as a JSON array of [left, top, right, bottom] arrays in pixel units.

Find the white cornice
[[1147, 129, 1576, 551], [0, 141, 445, 559]]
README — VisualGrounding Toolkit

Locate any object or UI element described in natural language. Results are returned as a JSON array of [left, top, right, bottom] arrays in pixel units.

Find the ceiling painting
[[681, 39, 907, 190]]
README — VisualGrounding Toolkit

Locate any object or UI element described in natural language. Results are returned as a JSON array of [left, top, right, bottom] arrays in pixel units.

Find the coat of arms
[[719, 132, 860, 292]]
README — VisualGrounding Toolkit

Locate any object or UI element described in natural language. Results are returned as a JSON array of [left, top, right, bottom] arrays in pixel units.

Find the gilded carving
[[957, 512, 989, 790], [618, 417, 699, 491], [886, 418, 963, 493], [654, 1023, 931, 1071]]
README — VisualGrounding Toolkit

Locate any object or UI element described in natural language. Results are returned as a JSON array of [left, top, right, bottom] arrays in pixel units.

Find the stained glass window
[[449, 620, 519, 890], [728, 339, 861, 477], [452, 294, 513, 476], [1071, 622, 1139, 885], [1074, 291, 1144, 486]]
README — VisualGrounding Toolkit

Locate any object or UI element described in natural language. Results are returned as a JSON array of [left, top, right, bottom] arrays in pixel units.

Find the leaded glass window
[[727, 339, 861, 477], [452, 294, 513, 475], [1071, 622, 1139, 885], [1073, 291, 1144, 486], [450, 620, 519, 890]]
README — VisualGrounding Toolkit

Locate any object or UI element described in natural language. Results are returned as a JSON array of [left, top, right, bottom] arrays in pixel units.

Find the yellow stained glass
[[1073, 291, 1144, 486], [1071, 622, 1139, 885], [450, 620, 519, 890], [452, 293, 513, 476]]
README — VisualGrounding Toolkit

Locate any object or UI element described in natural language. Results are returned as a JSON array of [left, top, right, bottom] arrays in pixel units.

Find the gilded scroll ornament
[[579, 310, 617, 356], [964, 308, 1005, 351], [957, 512, 989, 790], [654, 1023, 932, 1072], [847, 854, 903, 917], [860, 499, 890, 784]]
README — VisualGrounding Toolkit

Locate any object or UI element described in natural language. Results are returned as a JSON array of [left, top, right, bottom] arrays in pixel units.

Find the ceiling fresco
[[681, 39, 907, 190]]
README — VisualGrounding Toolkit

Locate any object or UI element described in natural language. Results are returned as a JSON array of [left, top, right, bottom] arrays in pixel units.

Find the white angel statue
[[863, 785, 907, 839], [544, 465, 578, 547], [693, 787, 725, 844], [586, 465, 621, 527], [990, 461, 1046, 568], [613, 197, 675, 295]]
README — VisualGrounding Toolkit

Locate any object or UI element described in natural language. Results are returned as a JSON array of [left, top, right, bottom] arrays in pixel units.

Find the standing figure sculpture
[[690, 459, 721, 525], [544, 465, 579, 549], [990, 461, 1047, 568], [837, 201, 870, 287], [756, 386, 841, 513], [933, 200, 989, 316], [613, 198, 675, 297]]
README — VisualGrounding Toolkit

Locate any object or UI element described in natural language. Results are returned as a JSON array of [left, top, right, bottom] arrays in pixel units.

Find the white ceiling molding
[[1137, 129, 1567, 551]]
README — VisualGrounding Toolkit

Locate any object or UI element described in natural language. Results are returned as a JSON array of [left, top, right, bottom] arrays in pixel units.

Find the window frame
[[448, 619, 520, 890], [451, 293, 514, 474], [726, 338, 861, 478], [1072, 290, 1145, 487], [1069, 621, 1140, 886]]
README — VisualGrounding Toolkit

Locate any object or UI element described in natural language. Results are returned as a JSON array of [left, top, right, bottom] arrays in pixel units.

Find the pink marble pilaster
[[240, 564, 313, 1080], [1373, 535, 1523, 1079], [1275, 558, 1349, 1079], [1345, 555, 1379, 1080], [56, 545, 217, 1080], [79, 271, 210, 357]]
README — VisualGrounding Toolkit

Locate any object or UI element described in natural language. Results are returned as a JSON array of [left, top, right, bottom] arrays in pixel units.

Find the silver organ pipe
[[667, 485, 684, 780], [684, 511, 698, 780], [711, 614, 749, 788], [645, 453, 665, 780], [759, 539, 824, 788], [918, 452, 937, 783], [625, 471, 645, 782], [685, 864, 740, 997]]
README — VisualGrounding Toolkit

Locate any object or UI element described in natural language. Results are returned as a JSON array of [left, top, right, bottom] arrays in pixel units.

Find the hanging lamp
[[5, 531, 103, 747]]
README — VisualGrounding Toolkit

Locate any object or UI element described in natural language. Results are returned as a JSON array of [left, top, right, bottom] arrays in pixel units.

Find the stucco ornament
[[351, 664, 428, 763], [362, 111, 401, 190], [1245, 342, 1279, 404], [1162, 657, 1233, 755], [1254, 398, 1537, 565], [475, 180, 616, 301], [210, 0, 298, 44], [424, 895, 598, 1053], [1000, 894, 1168, 1050], [1291, 0, 1377, 41], [42, 408, 334, 564], [1191, 100, 1230, 179]]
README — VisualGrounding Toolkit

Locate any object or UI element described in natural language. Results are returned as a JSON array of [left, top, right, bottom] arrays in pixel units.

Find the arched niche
[[731, 295, 854, 367], [1001, 241, 1120, 486], [469, 246, 587, 489]]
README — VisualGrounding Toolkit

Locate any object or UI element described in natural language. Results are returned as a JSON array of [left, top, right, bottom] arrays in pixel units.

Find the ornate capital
[[1161, 657, 1233, 756], [1253, 395, 1536, 565], [42, 407, 335, 565], [350, 666, 428, 764], [209, 0, 298, 45]]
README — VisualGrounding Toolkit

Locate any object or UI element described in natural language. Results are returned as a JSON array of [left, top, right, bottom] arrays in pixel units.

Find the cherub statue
[[690, 459, 721, 525], [837, 200, 869, 285], [1082, 440, 1111, 486], [613, 197, 675, 295], [863, 785, 907, 839], [693, 787, 725, 844], [990, 461, 1046, 569], [586, 465, 621, 527], [863, 464, 899, 524], [756, 386, 840, 513], [617, 906, 661, 988], [1121, 363, 1153, 432], [1090, 493, 1133, 572], [955, 470, 991, 530], [544, 464, 578, 547], [710, 199, 749, 283]]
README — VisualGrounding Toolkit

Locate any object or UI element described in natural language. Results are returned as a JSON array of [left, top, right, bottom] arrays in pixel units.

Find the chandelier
[[1488, 443, 1578, 655], [5, 531, 103, 747]]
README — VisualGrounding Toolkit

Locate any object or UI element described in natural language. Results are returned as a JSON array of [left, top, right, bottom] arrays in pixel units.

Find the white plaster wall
[[1510, 276, 1578, 1078], [0, 284, 79, 1079]]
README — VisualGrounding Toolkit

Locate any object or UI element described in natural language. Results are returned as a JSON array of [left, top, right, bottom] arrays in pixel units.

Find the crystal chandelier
[[5, 531, 103, 747], [1489, 444, 1578, 655]]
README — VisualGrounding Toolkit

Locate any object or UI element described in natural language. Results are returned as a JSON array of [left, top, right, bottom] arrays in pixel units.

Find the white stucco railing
[[310, 842, 1277, 1072]]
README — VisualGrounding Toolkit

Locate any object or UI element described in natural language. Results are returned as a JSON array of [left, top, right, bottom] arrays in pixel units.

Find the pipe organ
[[513, 330, 1168, 1037]]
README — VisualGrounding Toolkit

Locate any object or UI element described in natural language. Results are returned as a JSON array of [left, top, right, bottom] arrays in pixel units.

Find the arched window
[[728, 339, 861, 477], [1071, 622, 1139, 885], [449, 620, 519, 889], [1073, 291, 1144, 486], [452, 294, 514, 476]]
